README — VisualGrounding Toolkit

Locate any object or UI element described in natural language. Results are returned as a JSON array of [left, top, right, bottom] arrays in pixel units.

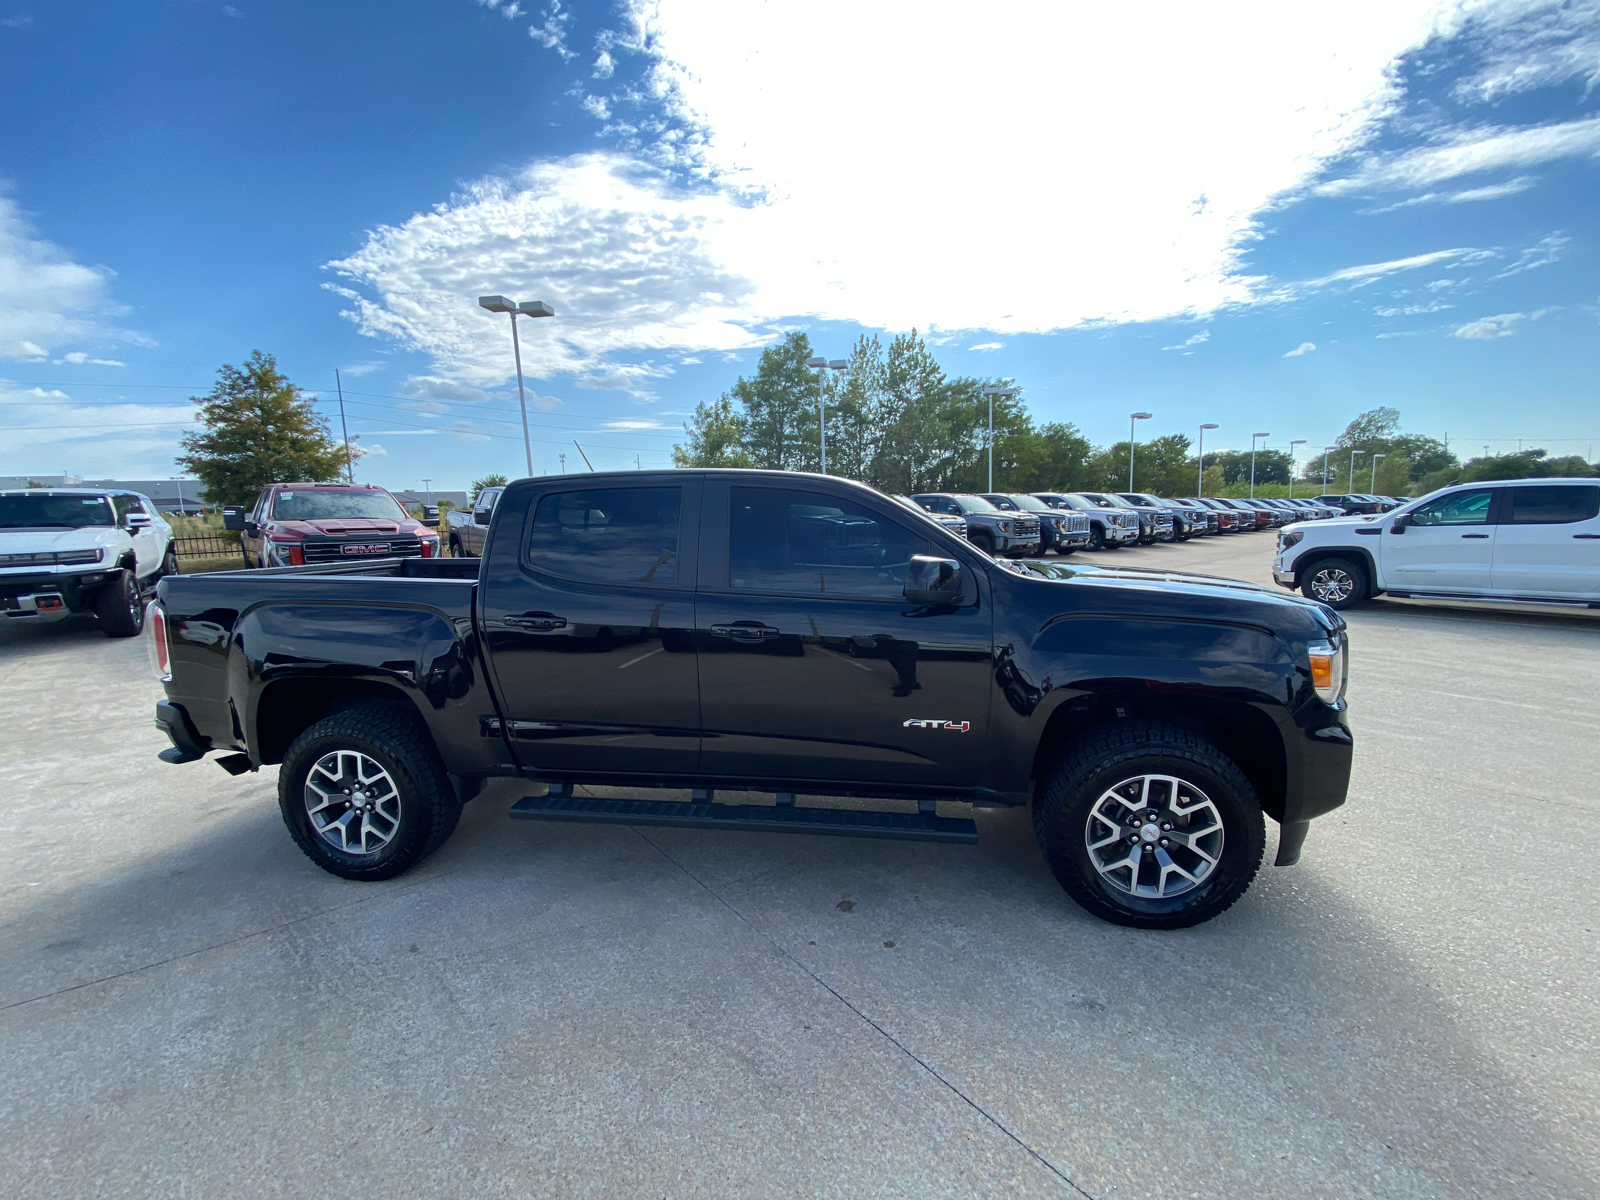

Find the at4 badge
[[903, 718, 971, 732]]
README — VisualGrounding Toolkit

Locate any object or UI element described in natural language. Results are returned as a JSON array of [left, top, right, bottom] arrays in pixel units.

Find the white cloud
[[967, 342, 1004, 352], [603, 418, 665, 430], [1452, 309, 1549, 339], [1296, 247, 1493, 292], [0, 380, 192, 476], [1373, 300, 1454, 316], [1161, 331, 1210, 352], [54, 351, 125, 367], [365, 442, 389, 457], [1284, 341, 1317, 357], [1489, 230, 1567, 278], [1453, 0, 1600, 102], [337, 2, 1503, 384], [338, 360, 386, 378], [1317, 115, 1600, 196], [581, 94, 610, 120], [0, 193, 140, 361], [1362, 176, 1537, 212], [402, 375, 490, 404]]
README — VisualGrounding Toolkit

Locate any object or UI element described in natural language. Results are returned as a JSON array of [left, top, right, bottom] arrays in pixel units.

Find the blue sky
[[1, 0, 1597, 491]]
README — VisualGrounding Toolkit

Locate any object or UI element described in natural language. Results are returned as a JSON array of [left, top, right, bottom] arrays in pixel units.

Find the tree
[[1091, 433, 1197, 495], [178, 352, 353, 506], [470, 473, 509, 500], [736, 332, 821, 472], [673, 396, 752, 468]]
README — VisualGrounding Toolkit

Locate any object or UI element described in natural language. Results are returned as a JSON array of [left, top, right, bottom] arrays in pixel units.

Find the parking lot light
[[1322, 446, 1337, 496], [983, 387, 1018, 491], [1289, 440, 1306, 499], [1349, 449, 1365, 494], [1250, 432, 1271, 499], [1197, 423, 1218, 496], [807, 357, 848, 474], [1370, 452, 1387, 493], [479, 295, 555, 478], [1128, 412, 1153, 491]]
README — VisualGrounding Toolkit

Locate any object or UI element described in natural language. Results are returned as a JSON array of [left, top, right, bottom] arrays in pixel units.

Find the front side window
[[1506, 486, 1599, 525], [527, 487, 681, 585], [0, 494, 115, 529], [111, 495, 142, 523], [730, 487, 928, 598], [1409, 489, 1494, 527], [271, 489, 408, 522]]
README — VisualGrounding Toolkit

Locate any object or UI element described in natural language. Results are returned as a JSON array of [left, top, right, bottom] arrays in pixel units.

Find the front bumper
[[0, 569, 114, 617]]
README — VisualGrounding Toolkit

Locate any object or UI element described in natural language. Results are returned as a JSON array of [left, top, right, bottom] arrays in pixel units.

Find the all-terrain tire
[[1086, 526, 1105, 551], [95, 569, 145, 638], [1033, 721, 1265, 929], [278, 703, 463, 881], [157, 546, 179, 579], [1299, 555, 1369, 611], [447, 533, 462, 557]]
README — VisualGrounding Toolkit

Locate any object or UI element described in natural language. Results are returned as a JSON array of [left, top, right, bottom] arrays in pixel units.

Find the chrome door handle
[[506, 613, 567, 631], [709, 622, 780, 641]]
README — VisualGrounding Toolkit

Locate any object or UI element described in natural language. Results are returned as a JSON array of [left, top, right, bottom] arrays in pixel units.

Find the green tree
[[470, 473, 509, 500], [735, 332, 821, 471], [177, 351, 353, 506], [1091, 433, 1198, 495], [673, 396, 752, 468]]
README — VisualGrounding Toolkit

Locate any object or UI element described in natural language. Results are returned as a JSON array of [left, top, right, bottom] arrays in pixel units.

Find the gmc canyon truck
[[150, 470, 1353, 930]]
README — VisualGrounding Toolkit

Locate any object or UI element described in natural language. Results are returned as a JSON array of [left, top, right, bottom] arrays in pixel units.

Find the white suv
[[1273, 478, 1600, 611], [0, 489, 175, 636]]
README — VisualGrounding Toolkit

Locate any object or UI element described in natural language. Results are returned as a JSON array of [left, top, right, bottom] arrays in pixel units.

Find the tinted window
[[528, 487, 681, 584], [1409, 489, 1494, 526], [1506, 486, 1599, 525], [0, 494, 115, 529], [730, 487, 928, 598]]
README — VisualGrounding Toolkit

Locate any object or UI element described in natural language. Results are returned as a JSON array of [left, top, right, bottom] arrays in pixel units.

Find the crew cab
[[1033, 493, 1140, 550], [978, 493, 1091, 555], [910, 493, 1040, 557], [0, 488, 173, 637], [1275, 478, 1600, 610], [225, 482, 440, 567], [445, 486, 505, 557], [150, 469, 1353, 930]]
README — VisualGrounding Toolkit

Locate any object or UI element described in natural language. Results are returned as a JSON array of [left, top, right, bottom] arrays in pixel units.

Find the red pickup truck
[[224, 483, 441, 567]]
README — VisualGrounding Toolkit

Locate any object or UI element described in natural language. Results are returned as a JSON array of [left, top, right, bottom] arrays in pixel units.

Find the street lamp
[[1197, 423, 1218, 496], [1249, 432, 1271, 499], [1288, 440, 1306, 498], [478, 295, 555, 478], [1322, 446, 1337, 496], [421, 478, 432, 504], [1370, 453, 1387, 493], [1128, 412, 1152, 491], [982, 386, 1018, 491], [170, 476, 184, 517], [1349, 449, 1365, 493], [806, 357, 848, 474]]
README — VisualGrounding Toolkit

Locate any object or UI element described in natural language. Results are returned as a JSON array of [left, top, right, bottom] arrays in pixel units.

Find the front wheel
[[1086, 526, 1105, 551], [1035, 722, 1265, 929], [972, 529, 997, 556], [278, 704, 463, 881], [1300, 556, 1369, 610], [95, 569, 145, 638]]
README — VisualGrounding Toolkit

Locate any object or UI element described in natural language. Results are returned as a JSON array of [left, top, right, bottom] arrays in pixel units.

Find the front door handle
[[1575, 534, 1600, 539], [1460, 533, 1490, 539], [506, 613, 567, 631], [709, 622, 780, 641]]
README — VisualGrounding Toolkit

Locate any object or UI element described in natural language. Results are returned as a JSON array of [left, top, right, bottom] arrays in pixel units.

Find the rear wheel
[[157, 545, 179, 579], [1034, 722, 1265, 929], [1300, 556, 1369, 610], [95, 569, 145, 638], [447, 533, 462, 557], [278, 704, 463, 881]]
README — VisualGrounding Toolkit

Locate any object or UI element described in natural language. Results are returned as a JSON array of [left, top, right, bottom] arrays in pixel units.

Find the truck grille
[[301, 537, 423, 564], [1063, 513, 1090, 534], [1012, 518, 1040, 537]]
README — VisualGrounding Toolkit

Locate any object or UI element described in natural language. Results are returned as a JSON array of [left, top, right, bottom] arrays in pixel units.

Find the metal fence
[[173, 535, 238, 559]]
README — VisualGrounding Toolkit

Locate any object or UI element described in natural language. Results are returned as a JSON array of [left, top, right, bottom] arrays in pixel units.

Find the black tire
[[1299, 556, 1369, 611], [241, 544, 255, 569], [1055, 547, 1077, 557], [1029, 542, 1047, 558], [278, 704, 463, 881], [1033, 721, 1265, 929], [973, 529, 997, 556], [95, 569, 145, 638], [158, 545, 179, 580], [447, 534, 462, 557], [1086, 525, 1105, 551]]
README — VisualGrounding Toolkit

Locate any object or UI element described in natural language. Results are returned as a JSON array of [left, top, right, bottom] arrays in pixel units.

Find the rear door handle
[[506, 613, 567, 631], [1575, 534, 1600, 539], [1460, 533, 1490, 539], [709, 622, 780, 641]]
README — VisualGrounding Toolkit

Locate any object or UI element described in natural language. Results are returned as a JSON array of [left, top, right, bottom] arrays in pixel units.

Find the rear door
[[1379, 487, 1498, 592], [695, 479, 992, 788], [462, 487, 501, 556], [1490, 484, 1600, 598], [478, 481, 702, 777]]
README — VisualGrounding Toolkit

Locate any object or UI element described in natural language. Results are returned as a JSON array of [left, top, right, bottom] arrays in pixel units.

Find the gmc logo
[[903, 719, 971, 733], [341, 543, 389, 555]]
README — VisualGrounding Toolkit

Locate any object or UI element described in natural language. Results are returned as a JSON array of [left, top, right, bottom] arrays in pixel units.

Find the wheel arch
[[1293, 545, 1381, 595], [254, 677, 423, 766]]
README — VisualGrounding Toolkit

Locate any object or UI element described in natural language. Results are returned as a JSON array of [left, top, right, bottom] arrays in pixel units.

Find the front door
[[695, 480, 992, 789], [1490, 484, 1600, 598], [1380, 487, 1498, 592], [111, 495, 162, 576], [478, 482, 702, 777]]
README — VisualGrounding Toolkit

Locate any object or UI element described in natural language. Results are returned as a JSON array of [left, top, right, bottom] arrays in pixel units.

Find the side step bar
[[509, 792, 977, 844]]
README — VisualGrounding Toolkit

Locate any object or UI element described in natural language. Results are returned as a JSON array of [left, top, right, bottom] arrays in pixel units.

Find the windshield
[[1076, 493, 1124, 509], [271, 489, 408, 521], [1053, 494, 1093, 510], [1005, 494, 1052, 512], [953, 494, 1000, 513], [0, 493, 115, 529]]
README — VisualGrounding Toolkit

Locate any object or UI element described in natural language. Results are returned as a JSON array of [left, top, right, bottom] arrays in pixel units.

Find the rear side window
[[729, 487, 929, 598], [1409, 489, 1494, 527], [527, 487, 681, 585], [1505, 486, 1599, 525]]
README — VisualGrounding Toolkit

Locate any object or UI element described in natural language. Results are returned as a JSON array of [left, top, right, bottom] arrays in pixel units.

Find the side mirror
[[222, 506, 247, 531], [421, 504, 440, 527], [474, 509, 492, 526], [1390, 513, 1411, 534], [904, 555, 965, 606], [126, 512, 153, 530], [244, 521, 261, 539]]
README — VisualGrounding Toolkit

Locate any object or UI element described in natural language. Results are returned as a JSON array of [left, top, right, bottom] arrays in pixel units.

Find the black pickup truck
[[150, 469, 1353, 929]]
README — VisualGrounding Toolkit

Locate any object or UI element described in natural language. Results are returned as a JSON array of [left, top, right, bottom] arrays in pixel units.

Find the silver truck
[[444, 486, 504, 558], [909, 493, 1041, 557]]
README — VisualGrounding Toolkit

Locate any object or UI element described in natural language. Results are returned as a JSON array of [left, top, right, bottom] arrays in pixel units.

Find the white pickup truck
[[1274, 477, 1600, 610], [0, 488, 176, 636]]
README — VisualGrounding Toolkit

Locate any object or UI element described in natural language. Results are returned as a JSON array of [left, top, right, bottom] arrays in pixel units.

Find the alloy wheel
[[1084, 774, 1224, 899], [305, 750, 402, 855], [1309, 566, 1355, 604]]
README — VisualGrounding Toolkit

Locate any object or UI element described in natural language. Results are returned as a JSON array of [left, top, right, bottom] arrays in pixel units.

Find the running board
[[509, 793, 977, 844]]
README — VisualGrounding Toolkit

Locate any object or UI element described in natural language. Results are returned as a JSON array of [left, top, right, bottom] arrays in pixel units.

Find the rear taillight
[[147, 602, 171, 681]]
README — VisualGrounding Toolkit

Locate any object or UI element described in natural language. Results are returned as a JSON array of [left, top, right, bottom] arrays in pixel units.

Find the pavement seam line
[[0, 870, 442, 1013], [631, 826, 1097, 1200]]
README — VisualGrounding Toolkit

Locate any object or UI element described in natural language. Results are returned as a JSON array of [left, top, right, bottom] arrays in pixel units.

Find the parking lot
[[1, 532, 1596, 1199]]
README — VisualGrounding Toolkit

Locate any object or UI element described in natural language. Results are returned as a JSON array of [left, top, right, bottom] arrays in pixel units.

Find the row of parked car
[[895, 490, 1396, 557]]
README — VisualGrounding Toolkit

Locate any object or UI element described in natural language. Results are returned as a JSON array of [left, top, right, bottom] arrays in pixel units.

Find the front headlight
[[997, 520, 1012, 534], [1278, 530, 1303, 553], [1307, 639, 1347, 704], [57, 549, 104, 566], [266, 540, 298, 566]]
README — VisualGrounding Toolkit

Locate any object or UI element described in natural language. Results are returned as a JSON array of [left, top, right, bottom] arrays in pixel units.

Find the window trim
[[518, 483, 690, 590], [1498, 483, 1600, 526], [1407, 486, 1499, 528]]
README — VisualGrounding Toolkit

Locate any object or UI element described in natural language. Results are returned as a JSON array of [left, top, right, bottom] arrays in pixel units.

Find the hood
[[271, 518, 416, 537], [1284, 514, 1378, 534], [0, 527, 122, 555]]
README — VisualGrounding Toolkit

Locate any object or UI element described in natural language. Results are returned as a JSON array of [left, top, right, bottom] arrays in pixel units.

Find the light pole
[[982, 387, 1018, 491], [479, 295, 555, 478], [1349, 449, 1365, 493], [171, 476, 184, 517], [421, 478, 432, 504], [1197, 423, 1218, 496], [1128, 412, 1152, 491], [1249, 431, 1271, 499], [806, 356, 848, 474], [1370, 453, 1386, 493], [1322, 446, 1336, 496], [1288, 440, 1306, 498]]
